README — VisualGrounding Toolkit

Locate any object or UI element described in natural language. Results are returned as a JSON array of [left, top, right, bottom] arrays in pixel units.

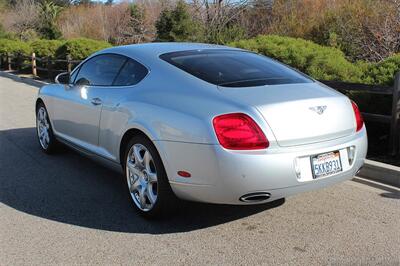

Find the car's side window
[[75, 54, 127, 86], [113, 59, 148, 86]]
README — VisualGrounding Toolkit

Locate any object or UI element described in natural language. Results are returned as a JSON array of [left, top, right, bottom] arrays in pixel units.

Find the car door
[[97, 58, 149, 160], [52, 54, 127, 149]]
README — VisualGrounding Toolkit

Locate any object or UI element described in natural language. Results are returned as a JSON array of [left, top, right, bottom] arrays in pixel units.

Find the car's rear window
[[160, 50, 313, 87]]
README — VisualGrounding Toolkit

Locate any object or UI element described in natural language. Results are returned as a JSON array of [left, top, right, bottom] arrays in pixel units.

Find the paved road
[[0, 73, 399, 265]]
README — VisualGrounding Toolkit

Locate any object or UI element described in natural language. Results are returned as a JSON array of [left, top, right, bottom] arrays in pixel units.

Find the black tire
[[123, 135, 177, 218], [36, 102, 59, 154]]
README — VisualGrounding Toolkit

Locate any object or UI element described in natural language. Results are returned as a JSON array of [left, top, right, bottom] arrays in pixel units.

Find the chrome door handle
[[91, 97, 102, 106]]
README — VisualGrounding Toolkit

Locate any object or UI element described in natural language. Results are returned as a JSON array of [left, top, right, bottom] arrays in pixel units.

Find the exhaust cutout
[[239, 192, 271, 203]]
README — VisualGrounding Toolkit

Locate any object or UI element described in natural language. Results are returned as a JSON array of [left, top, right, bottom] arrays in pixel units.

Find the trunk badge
[[309, 105, 327, 115]]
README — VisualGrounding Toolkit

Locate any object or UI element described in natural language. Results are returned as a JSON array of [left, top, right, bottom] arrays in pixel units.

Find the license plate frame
[[311, 150, 343, 179]]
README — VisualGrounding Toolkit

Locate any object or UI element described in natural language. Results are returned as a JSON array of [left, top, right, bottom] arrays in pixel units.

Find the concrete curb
[[358, 159, 400, 188], [0, 71, 50, 88]]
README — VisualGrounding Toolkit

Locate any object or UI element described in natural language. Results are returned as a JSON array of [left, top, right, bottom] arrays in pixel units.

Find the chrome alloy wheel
[[126, 144, 158, 211], [36, 107, 50, 149]]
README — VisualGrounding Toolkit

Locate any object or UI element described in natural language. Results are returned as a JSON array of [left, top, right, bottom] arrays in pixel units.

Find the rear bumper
[[156, 127, 367, 205]]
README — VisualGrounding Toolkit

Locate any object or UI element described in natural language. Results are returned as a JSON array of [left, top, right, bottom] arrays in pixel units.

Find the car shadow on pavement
[[0, 127, 284, 234]]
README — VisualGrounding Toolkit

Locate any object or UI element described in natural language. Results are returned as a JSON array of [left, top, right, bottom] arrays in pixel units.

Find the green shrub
[[229, 35, 363, 83], [30, 39, 65, 58], [363, 54, 400, 86], [56, 38, 112, 60], [0, 39, 32, 55]]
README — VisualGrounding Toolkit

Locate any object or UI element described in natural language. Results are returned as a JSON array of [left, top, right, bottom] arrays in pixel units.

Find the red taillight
[[212, 113, 269, 150], [351, 101, 364, 132]]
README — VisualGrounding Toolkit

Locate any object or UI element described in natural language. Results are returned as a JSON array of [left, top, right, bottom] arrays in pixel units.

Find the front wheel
[[36, 102, 58, 154], [124, 135, 177, 218]]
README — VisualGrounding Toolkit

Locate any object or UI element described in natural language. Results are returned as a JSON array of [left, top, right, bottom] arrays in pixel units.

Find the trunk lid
[[218, 82, 356, 147]]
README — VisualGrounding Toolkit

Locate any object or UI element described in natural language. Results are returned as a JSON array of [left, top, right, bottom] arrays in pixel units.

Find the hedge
[[30, 39, 65, 58], [363, 54, 400, 86], [0, 39, 32, 56], [1, 36, 399, 86], [229, 35, 363, 83], [55, 38, 112, 60], [0, 38, 112, 60]]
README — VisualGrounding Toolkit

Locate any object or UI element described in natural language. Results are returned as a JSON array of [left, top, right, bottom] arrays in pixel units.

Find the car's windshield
[[160, 49, 313, 87]]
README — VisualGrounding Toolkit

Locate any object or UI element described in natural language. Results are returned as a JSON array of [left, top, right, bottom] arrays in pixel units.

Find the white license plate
[[311, 151, 342, 179]]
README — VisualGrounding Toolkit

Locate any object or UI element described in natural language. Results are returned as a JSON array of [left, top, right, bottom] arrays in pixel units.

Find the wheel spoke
[[147, 172, 157, 183], [146, 184, 156, 204], [143, 150, 151, 172], [128, 178, 137, 193], [133, 145, 144, 166], [133, 174, 141, 188], [127, 160, 141, 177], [139, 186, 147, 208], [44, 132, 50, 143], [39, 109, 44, 121]]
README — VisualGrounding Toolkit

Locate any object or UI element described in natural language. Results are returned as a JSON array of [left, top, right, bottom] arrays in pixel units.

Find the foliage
[[155, 1, 203, 42], [363, 54, 400, 86], [55, 38, 111, 59], [265, 0, 399, 62], [0, 0, 41, 41], [0, 24, 10, 39], [0, 38, 32, 55], [38, 0, 63, 39], [30, 39, 64, 58], [230, 35, 363, 82], [115, 3, 147, 44], [206, 24, 246, 45]]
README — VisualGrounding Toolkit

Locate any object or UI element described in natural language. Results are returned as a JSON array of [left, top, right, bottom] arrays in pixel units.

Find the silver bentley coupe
[[36, 43, 367, 217]]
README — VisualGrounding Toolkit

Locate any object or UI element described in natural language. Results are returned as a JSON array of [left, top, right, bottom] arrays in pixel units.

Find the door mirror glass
[[55, 72, 70, 84], [75, 77, 90, 86]]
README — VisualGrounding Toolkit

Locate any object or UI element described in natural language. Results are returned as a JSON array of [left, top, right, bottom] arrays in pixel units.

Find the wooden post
[[66, 55, 72, 73], [389, 71, 400, 155], [31, 52, 37, 76], [47, 57, 52, 79], [6, 52, 12, 71], [0, 54, 2, 69]]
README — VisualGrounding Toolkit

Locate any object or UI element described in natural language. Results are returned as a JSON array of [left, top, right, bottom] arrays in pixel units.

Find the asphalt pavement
[[0, 73, 399, 265]]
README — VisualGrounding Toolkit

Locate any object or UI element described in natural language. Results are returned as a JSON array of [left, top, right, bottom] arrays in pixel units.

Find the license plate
[[311, 151, 342, 179]]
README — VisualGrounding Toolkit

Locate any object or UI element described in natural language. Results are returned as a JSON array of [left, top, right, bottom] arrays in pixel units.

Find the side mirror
[[55, 72, 70, 84], [75, 77, 90, 86]]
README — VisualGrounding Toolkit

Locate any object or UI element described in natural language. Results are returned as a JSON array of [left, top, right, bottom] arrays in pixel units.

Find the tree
[[120, 3, 147, 43], [1, 0, 40, 41], [190, 0, 249, 44], [38, 0, 63, 39], [155, 0, 202, 42]]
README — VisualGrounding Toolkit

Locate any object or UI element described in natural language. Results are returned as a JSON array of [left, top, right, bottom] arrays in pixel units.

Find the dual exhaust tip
[[239, 192, 271, 203]]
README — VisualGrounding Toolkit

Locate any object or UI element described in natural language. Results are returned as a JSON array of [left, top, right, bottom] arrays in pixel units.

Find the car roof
[[95, 42, 243, 66], [103, 42, 239, 55]]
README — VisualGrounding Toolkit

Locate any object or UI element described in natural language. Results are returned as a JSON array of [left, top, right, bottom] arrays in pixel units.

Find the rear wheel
[[124, 135, 176, 218], [36, 102, 58, 154]]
